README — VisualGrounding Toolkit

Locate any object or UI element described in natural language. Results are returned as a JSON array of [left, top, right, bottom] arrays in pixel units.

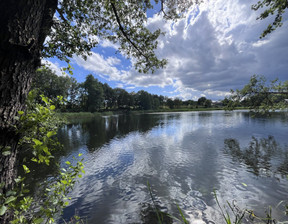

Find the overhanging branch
[[110, 2, 149, 62], [56, 7, 69, 24]]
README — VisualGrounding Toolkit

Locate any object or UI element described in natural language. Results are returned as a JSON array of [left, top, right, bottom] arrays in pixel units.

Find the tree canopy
[[252, 0, 288, 38], [31, 69, 215, 112], [226, 75, 288, 114], [43, 0, 199, 73]]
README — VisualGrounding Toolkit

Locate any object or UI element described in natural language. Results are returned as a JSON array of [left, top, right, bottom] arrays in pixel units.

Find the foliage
[[252, 0, 288, 38], [226, 75, 288, 115], [166, 99, 175, 109], [214, 190, 246, 224], [147, 182, 188, 224], [114, 88, 132, 109], [137, 90, 154, 110], [221, 135, 288, 224], [82, 75, 104, 112], [214, 189, 288, 224], [0, 92, 84, 223], [31, 70, 214, 113], [63, 215, 86, 224], [43, 0, 198, 73], [17, 92, 64, 165], [223, 135, 288, 177], [197, 97, 207, 106], [33, 68, 72, 103]]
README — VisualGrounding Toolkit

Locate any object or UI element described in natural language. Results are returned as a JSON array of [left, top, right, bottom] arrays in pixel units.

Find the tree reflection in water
[[224, 136, 288, 177]]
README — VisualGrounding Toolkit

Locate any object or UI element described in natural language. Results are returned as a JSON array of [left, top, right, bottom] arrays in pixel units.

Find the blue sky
[[45, 0, 288, 101]]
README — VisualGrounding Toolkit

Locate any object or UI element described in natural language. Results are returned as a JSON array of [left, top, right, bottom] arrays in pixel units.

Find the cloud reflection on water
[[59, 111, 288, 223]]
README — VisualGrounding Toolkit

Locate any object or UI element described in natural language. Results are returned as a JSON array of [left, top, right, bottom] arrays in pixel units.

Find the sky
[[45, 0, 288, 101]]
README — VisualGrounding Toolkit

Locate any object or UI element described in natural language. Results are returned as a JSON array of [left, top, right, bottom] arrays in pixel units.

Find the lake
[[56, 111, 288, 223]]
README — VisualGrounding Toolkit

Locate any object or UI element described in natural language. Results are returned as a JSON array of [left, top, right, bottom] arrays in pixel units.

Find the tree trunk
[[0, 0, 57, 222]]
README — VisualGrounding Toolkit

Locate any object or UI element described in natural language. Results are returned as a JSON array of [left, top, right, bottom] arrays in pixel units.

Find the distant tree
[[166, 98, 174, 109], [227, 75, 288, 114], [204, 99, 212, 108], [32, 68, 71, 102], [114, 88, 131, 109], [127, 93, 136, 108], [197, 97, 207, 106], [158, 95, 165, 108], [103, 83, 116, 109], [83, 74, 104, 112], [182, 100, 189, 107], [221, 98, 230, 107], [152, 95, 160, 110], [174, 98, 182, 109], [188, 100, 197, 108], [137, 90, 153, 110], [66, 78, 81, 111]]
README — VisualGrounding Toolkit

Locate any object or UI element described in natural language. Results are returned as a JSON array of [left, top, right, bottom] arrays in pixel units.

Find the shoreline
[[59, 107, 248, 120]]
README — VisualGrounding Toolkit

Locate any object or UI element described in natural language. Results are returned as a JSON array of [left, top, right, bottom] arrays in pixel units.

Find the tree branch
[[110, 2, 149, 62], [160, 0, 173, 19], [257, 92, 288, 95], [56, 7, 69, 24]]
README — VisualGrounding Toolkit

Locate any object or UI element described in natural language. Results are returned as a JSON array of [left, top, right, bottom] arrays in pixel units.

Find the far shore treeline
[[33, 67, 225, 112]]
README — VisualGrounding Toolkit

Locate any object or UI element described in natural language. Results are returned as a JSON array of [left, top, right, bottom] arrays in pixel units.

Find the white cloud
[[72, 0, 288, 100], [106, 56, 121, 66], [42, 60, 68, 77], [100, 39, 119, 49], [116, 83, 124, 88], [73, 52, 128, 81], [126, 0, 288, 100]]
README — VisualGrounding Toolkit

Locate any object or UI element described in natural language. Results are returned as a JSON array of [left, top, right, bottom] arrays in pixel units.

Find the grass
[[60, 112, 97, 119], [213, 190, 288, 224], [146, 185, 288, 224], [59, 107, 249, 119], [147, 181, 189, 224], [63, 215, 87, 224], [59, 111, 120, 121], [213, 190, 245, 224]]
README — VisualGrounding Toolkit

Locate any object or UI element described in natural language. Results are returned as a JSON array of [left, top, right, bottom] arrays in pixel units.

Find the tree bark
[[0, 0, 57, 222]]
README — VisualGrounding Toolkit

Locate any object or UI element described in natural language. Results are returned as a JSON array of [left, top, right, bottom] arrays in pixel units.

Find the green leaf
[[0, 205, 7, 216], [2, 151, 11, 156], [2, 146, 11, 156], [50, 105, 56, 110], [47, 131, 56, 138], [18, 111, 24, 115], [6, 190, 17, 197], [41, 96, 49, 105], [33, 218, 44, 224], [65, 161, 71, 165], [22, 189, 30, 194], [176, 204, 189, 224], [23, 165, 30, 174], [32, 139, 42, 146], [14, 177, 22, 184], [31, 158, 38, 162], [61, 180, 68, 185], [5, 196, 17, 204]]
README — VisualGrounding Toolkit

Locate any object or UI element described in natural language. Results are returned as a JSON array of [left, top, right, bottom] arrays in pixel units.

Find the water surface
[[58, 111, 288, 223]]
